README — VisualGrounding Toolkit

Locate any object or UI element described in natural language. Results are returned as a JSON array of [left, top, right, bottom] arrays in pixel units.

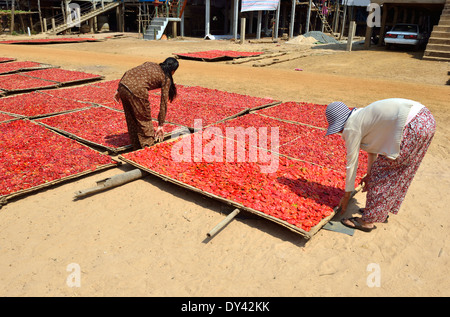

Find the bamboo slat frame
[[174, 55, 229, 62], [165, 101, 281, 131], [20, 71, 104, 87], [0, 110, 23, 123], [34, 105, 187, 154], [0, 81, 60, 95], [0, 119, 121, 208], [250, 101, 328, 129], [26, 104, 95, 120], [118, 153, 345, 239], [174, 51, 264, 62], [0, 161, 118, 208], [0, 57, 16, 63], [0, 38, 102, 45], [0, 92, 95, 119], [35, 119, 132, 154], [0, 62, 58, 75], [116, 103, 364, 240], [216, 110, 365, 177]]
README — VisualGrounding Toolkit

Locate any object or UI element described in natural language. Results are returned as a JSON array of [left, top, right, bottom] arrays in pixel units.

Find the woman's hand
[[114, 90, 120, 103], [360, 173, 371, 192], [155, 126, 164, 143], [361, 153, 377, 192]]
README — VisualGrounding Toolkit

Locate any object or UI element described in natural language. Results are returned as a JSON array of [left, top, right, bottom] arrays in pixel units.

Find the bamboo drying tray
[[35, 120, 132, 155], [0, 121, 120, 208], [0, 110, 25, 122], [21, 72, 104, 87], [118, 152, 337, 239], [0, 62, 57, 75], [0, 57, 16, 63], [0, 161, 118, 209]]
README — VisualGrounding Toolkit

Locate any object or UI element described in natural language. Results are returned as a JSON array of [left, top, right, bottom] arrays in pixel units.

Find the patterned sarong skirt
[[362, 107, 436, 223]]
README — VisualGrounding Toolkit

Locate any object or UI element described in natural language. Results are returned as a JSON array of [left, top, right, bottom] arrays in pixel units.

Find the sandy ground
[[0, 33, 449, 297]]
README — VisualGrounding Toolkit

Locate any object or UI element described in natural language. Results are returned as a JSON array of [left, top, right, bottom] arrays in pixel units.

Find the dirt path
[[0, 35, 449, 297]]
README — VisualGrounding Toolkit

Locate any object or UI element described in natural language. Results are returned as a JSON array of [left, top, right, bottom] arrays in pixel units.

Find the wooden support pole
[[289, 0, 296, 38], [346, 6, 356, 51], [138, 3, 141, 35], [306, 0, 312, 33], [93, 1, 98, 32], [173, 21, 177, 38], [364, 26, 373, 49], [256, 10, 262, 39], [122, 1, 125, 32], [339, 3, 347, 40], [10, 0, 15, 34], [333, 1, 340, 33], [233, 0, 239, 39], [205, 0, 211, 36], [274, 2, 280, 39], [378, 4, 388, 46], [346, 19, 356, 51], [89, 18, 94, 33], [240, 17, 246, 44], [207, 209, 240, 238], [38, 0, 43, 33], [181, 11, 185, 37], [74, 169, 147, 199]]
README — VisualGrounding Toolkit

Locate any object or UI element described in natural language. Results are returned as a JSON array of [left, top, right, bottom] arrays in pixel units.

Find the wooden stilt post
[[306, 0, 312, 33], [347, 20, 356, 51], [346, 6, 356, 51], [378, 3, 388, 46], [339, 2, 347, 40], [205, 0, 210, 36], [233, 0, 239, 40], [240, 17, 246, 43], [289, 0, 296, 39], [364, 25, 373, 49], [274, 1, 280, 39], [256, 10, 262, 39], [10, 0, 15, 34], [38, 0, 43, 33]]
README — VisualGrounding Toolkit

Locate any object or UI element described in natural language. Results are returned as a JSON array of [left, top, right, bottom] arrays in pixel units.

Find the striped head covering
[[325, 102, 356, 136]]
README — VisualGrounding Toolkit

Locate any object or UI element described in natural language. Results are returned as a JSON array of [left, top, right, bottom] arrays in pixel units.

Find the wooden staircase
[[315, 2, 334, 35], [47, 1, 120, 35], [423, 0, 450, 62], [143, 0, 186, 40]]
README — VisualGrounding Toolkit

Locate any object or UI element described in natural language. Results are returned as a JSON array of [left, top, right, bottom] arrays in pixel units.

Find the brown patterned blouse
[[119, 62, 170, 126]]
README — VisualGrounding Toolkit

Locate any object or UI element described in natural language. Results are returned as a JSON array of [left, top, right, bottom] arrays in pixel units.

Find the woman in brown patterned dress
[[115, 57, 179, 150]]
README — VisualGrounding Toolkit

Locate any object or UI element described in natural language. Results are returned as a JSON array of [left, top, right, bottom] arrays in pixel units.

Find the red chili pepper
[[0, 120, 116, 197]]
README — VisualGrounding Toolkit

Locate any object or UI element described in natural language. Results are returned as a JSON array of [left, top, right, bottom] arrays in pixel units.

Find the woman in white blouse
[[325, 98, 436, 232]]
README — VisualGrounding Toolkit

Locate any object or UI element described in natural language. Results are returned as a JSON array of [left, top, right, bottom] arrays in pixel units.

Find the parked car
[[384, 23, 429, 50]]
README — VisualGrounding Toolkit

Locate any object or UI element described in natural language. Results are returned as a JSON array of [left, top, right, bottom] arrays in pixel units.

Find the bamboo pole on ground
[[207, 209, 241, 238], [74, 169, 147, 199]]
